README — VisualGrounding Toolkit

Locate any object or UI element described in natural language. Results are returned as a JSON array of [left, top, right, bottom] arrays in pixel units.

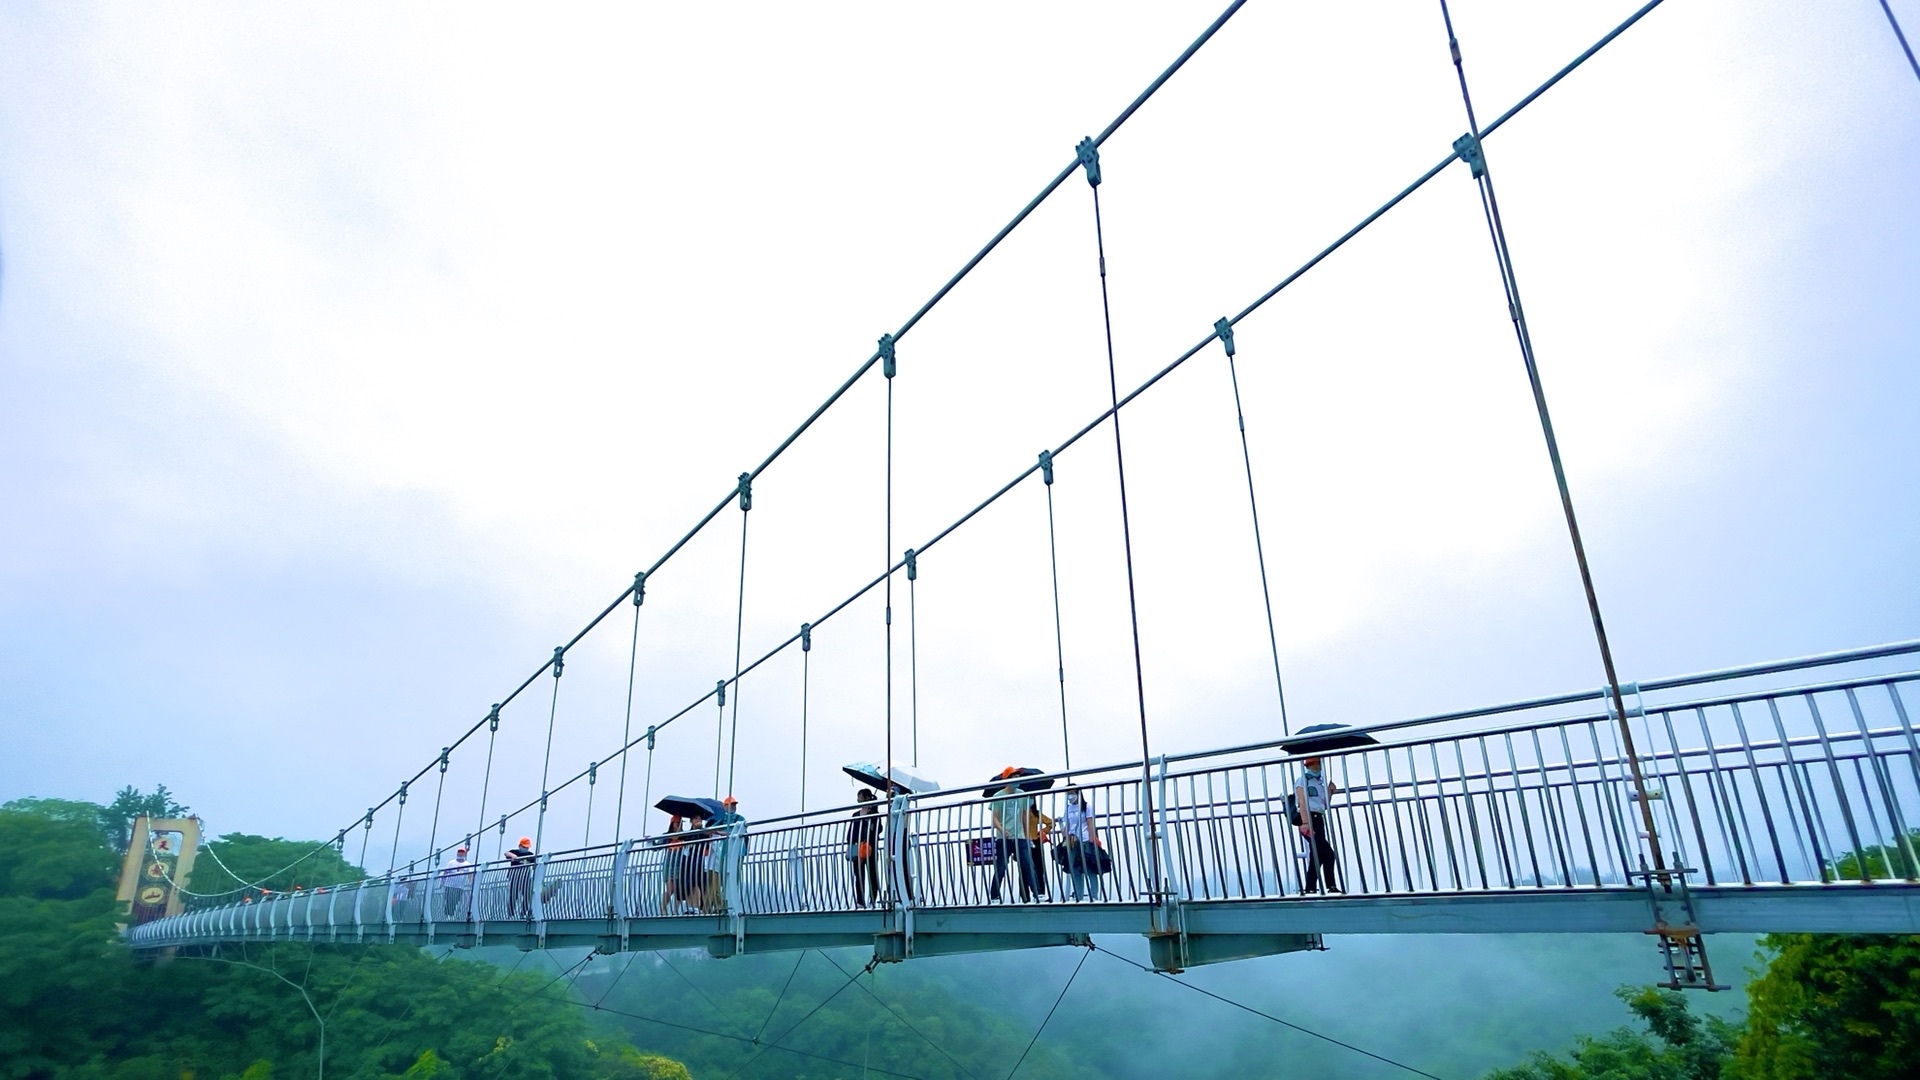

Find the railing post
[[611, 844, 630, 921], [726, 820, 747, 955], [887, 796, 915, 957], [422, 863, 438, 945], [352, 880, 366, 942]]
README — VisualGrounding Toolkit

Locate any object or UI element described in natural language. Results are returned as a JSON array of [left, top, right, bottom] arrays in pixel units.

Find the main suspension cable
[[1435, 0, 1664, 867], [265, 3, 1662, 875], [1881, 0, 1920, 85]]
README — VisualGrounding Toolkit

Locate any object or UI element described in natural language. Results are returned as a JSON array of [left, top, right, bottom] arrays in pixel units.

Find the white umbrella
[[842, 761, 940, 795]]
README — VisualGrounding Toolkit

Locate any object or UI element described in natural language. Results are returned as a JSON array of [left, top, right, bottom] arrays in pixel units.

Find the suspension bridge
[[126, 0, 1920, 996]]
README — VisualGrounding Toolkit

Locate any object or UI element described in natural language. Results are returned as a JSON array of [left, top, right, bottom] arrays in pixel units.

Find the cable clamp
[[737, 472, 753, 512], [801, 622, 812, 652], [1076, 137, 1102, 187], [438, 748, 451, 774], [540, 792, 548, 812], [588, 762, 597, 785], [716, 679, 727, 708], [633, 570, 647, 608], [646, 724, 657, 751], [552, 646, 566, 678], [905, 548, 918, 582], [1038, 449, 1055, 486], [1214, 317, 1236, 358], [397, 781, 409, 806], [497, 815, 507, 835], [1452, 132, 1487, 179], [364, 809, 375, 830], [879, 333, 897, 379]]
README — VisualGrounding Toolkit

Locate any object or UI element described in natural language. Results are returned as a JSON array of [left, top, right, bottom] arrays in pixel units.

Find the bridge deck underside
[[140, 885, 1920, 961]]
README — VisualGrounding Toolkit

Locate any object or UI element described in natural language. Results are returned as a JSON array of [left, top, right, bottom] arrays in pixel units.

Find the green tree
[[99, 784, 190, 852], [1728, 933, 1920, 1079], [1483, 986, 1738, 1080], [194, 832, 365, 896], [0, 791, 691, 1080]]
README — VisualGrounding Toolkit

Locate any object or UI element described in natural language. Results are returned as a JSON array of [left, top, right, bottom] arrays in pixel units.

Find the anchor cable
[[1094, 945, 1445, 1079]]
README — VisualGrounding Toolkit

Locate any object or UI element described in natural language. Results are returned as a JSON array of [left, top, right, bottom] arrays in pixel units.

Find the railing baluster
[[1847, 686, 1917, 878], [1804, 692, 1869, 880]]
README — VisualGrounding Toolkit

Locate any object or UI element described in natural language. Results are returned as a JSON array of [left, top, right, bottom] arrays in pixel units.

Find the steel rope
[[727, 483, 752, 798], [1881, 0, 1920, 84], [722, 957, 877, 1080], [614, 583, 643, 843], [820, 950, 979, 1079], [396, 0, 1675, 841], [225, 0, 1663, 886], [1003, 946, 1088, 1079], [1084, 151, 1164, 909], [1041, 458, 1072, 771], [1434, 0, 1666, 867], [1218, 330, 1290, 734], [1092, 945, 1445, 1079], [535, 653, 564, 853]]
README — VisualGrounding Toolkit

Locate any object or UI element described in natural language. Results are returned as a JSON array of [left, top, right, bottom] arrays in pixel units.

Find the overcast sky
[[2, 1, 1915, 869]]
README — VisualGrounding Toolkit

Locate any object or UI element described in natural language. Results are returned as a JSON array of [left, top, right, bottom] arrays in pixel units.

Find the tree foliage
[[0, 794, 689, 1080], [1482, 985, 1740, 1080], [193, 832, 366, 897], [1728, 933, 1920, 1080]]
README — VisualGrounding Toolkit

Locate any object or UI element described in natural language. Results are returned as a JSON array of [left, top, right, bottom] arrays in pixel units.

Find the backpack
[[1285, 791, 1301, 827]]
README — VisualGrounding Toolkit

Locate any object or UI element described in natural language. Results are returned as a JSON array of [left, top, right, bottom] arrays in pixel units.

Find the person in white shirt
[[439, 846, 474, 919], [1059, 786, 1104, 900], [1295, 756, 1340, 894]]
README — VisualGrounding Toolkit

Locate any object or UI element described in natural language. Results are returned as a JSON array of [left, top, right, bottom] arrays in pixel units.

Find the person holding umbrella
[[986, 768, 1052, 902], [1295, 756, 1340, 894], [848, 789, 882, 907]]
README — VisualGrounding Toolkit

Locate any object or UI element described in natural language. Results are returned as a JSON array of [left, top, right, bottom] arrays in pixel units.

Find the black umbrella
[[1280, 723, 1379, 755], [655, 795, 726, 821], [982, 767, 1055, 797]]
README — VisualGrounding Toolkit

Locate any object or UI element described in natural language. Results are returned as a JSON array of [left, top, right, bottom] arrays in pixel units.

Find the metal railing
[[127, 641, 1920, 948]]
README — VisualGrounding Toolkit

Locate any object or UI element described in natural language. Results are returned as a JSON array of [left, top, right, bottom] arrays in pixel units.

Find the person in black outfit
[[506, 837, 536, 917], [849, 789, 881, 907]]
